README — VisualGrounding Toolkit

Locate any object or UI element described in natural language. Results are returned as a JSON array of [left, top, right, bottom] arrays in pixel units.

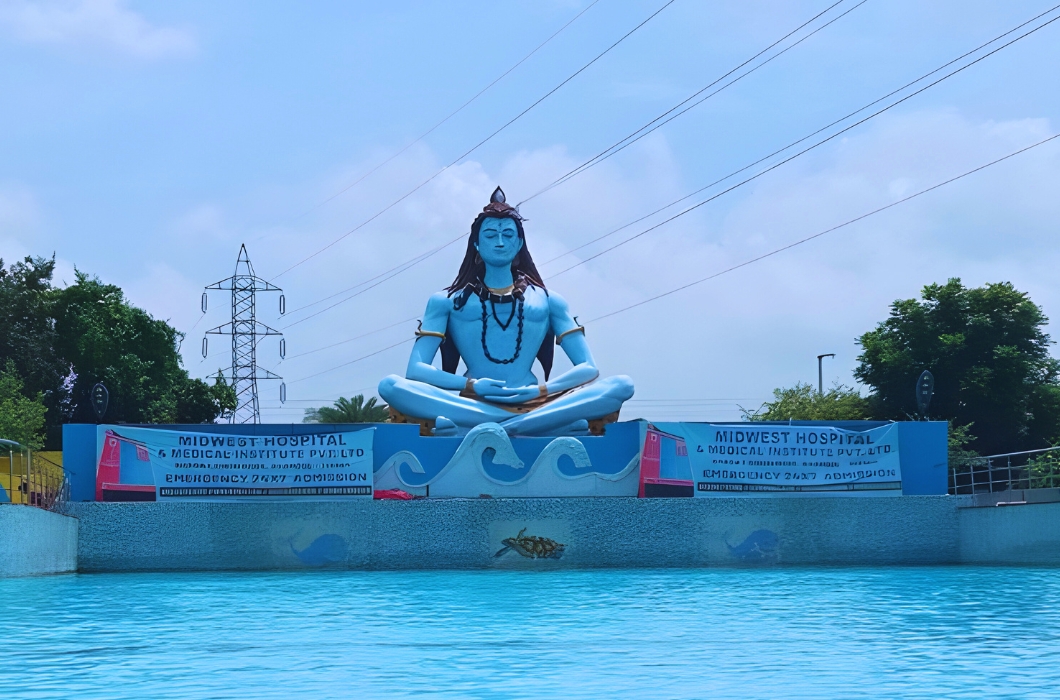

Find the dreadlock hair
[[440, 198, 554, 380]]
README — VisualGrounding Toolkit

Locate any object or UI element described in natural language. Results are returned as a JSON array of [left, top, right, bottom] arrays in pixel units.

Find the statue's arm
[[546, 291, 600, 392], [404, 292, 466, 391]]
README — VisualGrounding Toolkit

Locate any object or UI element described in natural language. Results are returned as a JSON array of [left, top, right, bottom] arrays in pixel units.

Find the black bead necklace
[[481, 292, 524, 364]]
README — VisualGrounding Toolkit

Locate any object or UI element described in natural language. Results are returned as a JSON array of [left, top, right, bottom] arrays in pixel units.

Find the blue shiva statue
[[379, 187, 634, 436]]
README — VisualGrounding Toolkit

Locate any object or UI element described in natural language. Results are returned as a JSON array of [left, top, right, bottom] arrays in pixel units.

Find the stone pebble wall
[[64, 496, 960, 572]]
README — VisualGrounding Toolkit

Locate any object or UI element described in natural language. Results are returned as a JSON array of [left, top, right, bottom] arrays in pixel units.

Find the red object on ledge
[[373, 488, 416, 500]]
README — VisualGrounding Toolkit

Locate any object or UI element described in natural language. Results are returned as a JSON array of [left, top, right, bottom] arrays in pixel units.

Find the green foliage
[[51, 271, 228, 424], [855, 279, 1060, 455], [304, 395, 389, 424], [947, 421, 979, 468], [744, 382, 871, 421], [0, 257, 233, 431], [0, 361, 47, 449], [174, 372, 237, 424], [1027, 449, 1060, 489], [0, 256, 70, 426]]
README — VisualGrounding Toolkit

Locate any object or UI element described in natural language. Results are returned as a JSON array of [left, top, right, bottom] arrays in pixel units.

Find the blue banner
[[95, 426, 374, 501], [662, 423, 901, 495]]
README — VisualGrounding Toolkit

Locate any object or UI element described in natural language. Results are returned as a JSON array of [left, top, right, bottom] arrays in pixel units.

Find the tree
[[0, 257, 234, 434], [173, 371, 237, 424], [0, 256, 70, 429], [0, 362, 47, 449], [855, 279, 1060, 455], [50, 271, 235, 424], [744, 383, 871, 421], [304, 395, 389, 423]]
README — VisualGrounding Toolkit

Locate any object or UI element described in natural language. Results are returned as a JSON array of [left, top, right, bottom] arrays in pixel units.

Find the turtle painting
[[494, 528, 566, 560]]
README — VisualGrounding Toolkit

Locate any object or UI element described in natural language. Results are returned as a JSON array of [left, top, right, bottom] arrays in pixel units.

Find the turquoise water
[[2, 567, 1059, 699]]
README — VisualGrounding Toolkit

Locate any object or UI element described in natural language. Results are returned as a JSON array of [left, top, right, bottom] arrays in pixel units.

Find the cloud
[[0, 183, 79, 287], [121, 261, 205, 361], [0, 183, 40, 231], [0, 0, 196, 58], [167, 204, 232, 247], [122, 109, 1060, 423]]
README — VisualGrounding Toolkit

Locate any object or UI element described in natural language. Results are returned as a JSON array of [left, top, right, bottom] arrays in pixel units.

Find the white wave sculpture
[[375, 423, 640, 497], [374, 450, 427, 495]]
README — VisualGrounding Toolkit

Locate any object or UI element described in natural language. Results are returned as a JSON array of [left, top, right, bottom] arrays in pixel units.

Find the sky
[[2, 0, 1059, 423]]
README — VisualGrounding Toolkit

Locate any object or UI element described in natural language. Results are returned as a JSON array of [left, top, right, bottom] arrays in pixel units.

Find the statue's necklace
[[481, 292, 524, 364], [486, 283, 515, 296]]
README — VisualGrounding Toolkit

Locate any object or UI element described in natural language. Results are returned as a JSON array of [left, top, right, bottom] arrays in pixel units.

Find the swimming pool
[[2, 567, 1058, 698]]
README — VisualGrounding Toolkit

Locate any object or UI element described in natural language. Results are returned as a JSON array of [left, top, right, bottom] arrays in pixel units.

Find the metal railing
[[0, 439, 69, 510], [949, 446, 1060, 495]]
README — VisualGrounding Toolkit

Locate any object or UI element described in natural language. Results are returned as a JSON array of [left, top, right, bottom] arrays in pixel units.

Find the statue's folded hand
[[485, 385, 542, 405], [470, 378, 516, 399]]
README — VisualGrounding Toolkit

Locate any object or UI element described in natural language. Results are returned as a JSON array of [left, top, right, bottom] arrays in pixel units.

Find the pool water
[[2, 567, 1058, 699]]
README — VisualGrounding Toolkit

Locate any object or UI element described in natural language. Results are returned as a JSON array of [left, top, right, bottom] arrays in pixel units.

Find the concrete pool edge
[[4, 497, 1054, 575], [0, 506, 78, 577], [60, 496, 970, 572]]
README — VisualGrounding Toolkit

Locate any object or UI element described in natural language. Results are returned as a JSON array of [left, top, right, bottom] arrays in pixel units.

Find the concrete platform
[[0, 505, 78, 577], [960, 500, 1060, 565]]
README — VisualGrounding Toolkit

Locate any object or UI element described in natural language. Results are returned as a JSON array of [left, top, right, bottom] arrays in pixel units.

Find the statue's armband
[[415, 320, 445, 341], [555, 317, 585, 345]]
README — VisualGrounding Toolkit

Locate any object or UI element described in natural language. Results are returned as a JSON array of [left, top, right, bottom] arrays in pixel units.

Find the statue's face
[[475, 217, 522, 267]]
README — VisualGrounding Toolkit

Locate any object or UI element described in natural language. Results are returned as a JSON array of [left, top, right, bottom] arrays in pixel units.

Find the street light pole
[[817, 354, 836, 395]]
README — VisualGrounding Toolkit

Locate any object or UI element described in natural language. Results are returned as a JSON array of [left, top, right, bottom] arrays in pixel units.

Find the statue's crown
[[480, 186, 523, 221]]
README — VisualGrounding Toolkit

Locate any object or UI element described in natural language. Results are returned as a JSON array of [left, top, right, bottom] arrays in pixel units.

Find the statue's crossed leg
[[379, 374, 633, 436]]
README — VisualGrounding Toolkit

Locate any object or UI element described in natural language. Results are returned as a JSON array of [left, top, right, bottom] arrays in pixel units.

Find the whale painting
[[726, 530, 779, 562], [290, 534, 348, 566]]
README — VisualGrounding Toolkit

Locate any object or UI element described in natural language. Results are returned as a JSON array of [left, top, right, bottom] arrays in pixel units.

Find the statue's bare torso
[[429, 286, 553, 387]]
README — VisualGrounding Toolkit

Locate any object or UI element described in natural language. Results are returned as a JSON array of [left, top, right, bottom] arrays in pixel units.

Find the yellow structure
[[0, 451, 65, 506]]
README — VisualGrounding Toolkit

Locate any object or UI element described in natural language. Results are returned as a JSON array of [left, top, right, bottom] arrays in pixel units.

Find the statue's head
[[447, 187, 544, 294], [475, 216, 522, 268]]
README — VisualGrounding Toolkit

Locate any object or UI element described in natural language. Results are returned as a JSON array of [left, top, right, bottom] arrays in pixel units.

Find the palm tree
[[303, 395, 389, 423]]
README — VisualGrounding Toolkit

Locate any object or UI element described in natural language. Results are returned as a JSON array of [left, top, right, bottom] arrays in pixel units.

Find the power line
[[539, 1, 1060, 267], [291, 132, 1060, 385], [275, 0, 1051, 326], [279, 235, 462, 328], [519, 0, 863, 205], [284, 316, 418, 360], [271, 0, 678, 281], [289, 0, 603, 221], [628, 398, 768, 403], [586, 132, 1060, 324], [274, 8, 1060, 385], [547, 9, 1060, 279], [279, 234, 464, 326], [289, 338, 414, 384], [270, 0, 859, 324]]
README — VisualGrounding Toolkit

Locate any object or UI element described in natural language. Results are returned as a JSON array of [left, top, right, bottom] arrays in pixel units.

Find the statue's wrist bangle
[[466, 378, 475, 395], [538, 384, 548, 398]]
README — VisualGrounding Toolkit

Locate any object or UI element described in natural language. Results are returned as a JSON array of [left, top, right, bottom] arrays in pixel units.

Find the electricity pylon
[[202, 244, 285, 424]]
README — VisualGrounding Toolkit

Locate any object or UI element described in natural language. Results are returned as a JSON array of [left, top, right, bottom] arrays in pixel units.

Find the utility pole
[[202, 244, 286, 424], [817, 353, 835, 395]]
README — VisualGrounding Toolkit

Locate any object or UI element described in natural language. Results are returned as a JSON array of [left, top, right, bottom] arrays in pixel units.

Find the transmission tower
[[201, 244, 286, 424]]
